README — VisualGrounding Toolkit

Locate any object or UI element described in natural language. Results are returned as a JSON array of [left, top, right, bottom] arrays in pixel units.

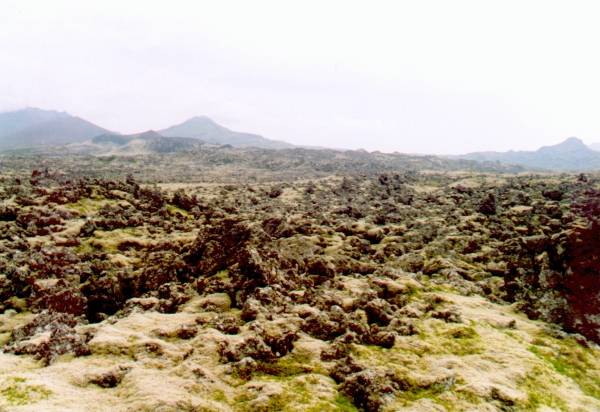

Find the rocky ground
[[0, 146, 522, 184], [0, 164, 599, 411]]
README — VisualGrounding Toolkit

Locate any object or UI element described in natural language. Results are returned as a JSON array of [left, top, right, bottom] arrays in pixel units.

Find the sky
[[1, 0, 600, 154]]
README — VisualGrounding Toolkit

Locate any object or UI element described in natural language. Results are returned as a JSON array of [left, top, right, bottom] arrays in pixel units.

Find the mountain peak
[[538, 136, 590, 153], [560, 136, 586, 147], [188, 115, 213, 121], [159, 117, 294, 149], [182, 116, 219, 126]]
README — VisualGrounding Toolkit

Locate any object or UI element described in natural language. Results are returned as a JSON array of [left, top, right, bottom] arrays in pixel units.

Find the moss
[[396, 384, 448, 404], [64, 197, 116, 215], [519, 366, 568, 411], [0, 331, 11, 348], [528, 336, 600, 399], [397, 383, 484, 411], [79, 228, 146, 254], [417, 323, 484, 356], [1, 377, 52, 406], [304, 393, 358, 412], [331, 394, 358, 411], [350, 345, 472, 409], [234, 387, 290, 412], [503, 329, 528, 344], [253, 351, 317, 378], [212, 389, 227, 403], [349, 328, 489, 410], [235, 375, 356, 412], [449, 390, 484, 409], [215, 269, 230, 280], [429, 283, 457, 294], [120, 227, 142, 235], [75, 239, 95, 254], [166, 204, 191, 218], [447, 327, 482, 355]]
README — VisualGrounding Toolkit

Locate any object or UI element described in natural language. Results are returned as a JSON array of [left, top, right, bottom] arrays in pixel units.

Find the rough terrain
[[0, 158, 599, 411]]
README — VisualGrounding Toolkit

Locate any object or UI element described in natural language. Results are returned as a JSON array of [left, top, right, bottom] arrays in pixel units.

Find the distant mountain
[[589, 142, 600, 152], [0, 107, 69, 136], [456, 137, 600, 171], [0, 108, 110, 150], [0, 109, 293, 151], [69, 130, 204, 155], [159, 116, 294, 149]]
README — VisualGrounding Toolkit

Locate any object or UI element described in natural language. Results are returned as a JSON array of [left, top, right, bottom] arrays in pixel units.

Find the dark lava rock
[[478, 193, 497, 215], [30, 279, 87, 316], [333, 361, 409, 412], [185, 218, 255, 276], [504, 219, 600, 344], [5, 311, 91, 365], [89, 366, 131, 388], [218, 336, 273, 363], [542, 189, 563, 201]]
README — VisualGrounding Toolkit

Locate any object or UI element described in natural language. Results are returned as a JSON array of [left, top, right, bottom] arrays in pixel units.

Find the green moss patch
[[166, 204, 191, 218], [519, 366, 568, 411], [77, 227, 147, 254], [528, 336, 600, 399], [250, 350, 326, 379], [1, 377, 52, 406], [234, 375, 356, 412], [64, 197, 118, 215], [419, 323, 484, 356]]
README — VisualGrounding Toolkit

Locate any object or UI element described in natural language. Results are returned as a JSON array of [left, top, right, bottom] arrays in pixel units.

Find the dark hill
[[87, 130, 203, 154], [159, 116, 293, 149], [0, 108, 109, 150]]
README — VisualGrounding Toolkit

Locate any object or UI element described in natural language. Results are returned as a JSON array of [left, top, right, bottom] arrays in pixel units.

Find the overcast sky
[[1, 1, 600, 154]]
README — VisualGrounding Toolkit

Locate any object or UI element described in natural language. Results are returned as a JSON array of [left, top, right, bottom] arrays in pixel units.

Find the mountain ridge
[[4, 108, 600, 171], [588, 142, 600, 151], [0, 108, 294, 151], [455, 137, 600, 171]]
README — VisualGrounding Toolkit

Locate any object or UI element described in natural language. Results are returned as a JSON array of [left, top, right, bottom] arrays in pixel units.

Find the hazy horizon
[[3, 1, 600, 154]]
